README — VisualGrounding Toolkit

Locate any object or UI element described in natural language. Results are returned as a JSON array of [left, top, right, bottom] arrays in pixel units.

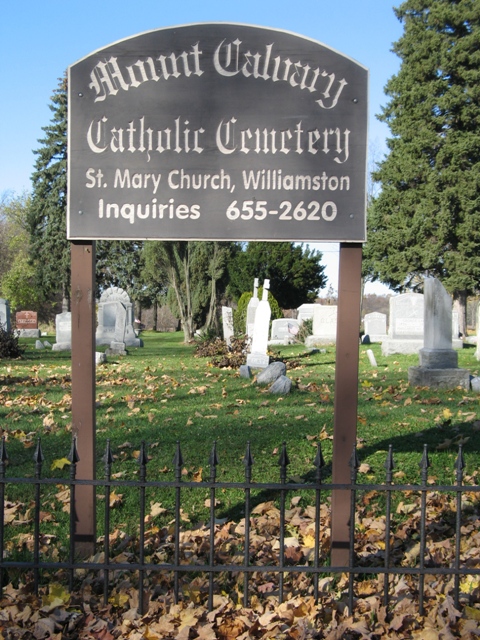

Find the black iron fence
[[0, 437, 479, 616]]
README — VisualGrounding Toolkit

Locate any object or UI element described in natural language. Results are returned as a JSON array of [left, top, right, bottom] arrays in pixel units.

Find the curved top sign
[[68, 23, 368, 242]]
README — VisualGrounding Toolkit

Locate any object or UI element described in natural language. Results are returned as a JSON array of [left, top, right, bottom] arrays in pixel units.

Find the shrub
[[297, 318, 313, 343], [0, 324, 25, 359], [233, 288, 282, 335]]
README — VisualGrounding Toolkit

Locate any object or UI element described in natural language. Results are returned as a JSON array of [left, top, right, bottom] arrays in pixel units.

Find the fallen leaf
[[50, 457, 71, 471]]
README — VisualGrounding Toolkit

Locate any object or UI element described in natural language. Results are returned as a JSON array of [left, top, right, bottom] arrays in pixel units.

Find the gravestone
[[297, 303, 316, 323], [305, 305, 337, 346], [0, 299, 11, 332], [96, 287, 142, 348], [246, 278, 260, 339], [363, 312, 387, 343], [247, 279, 271, 369], [476, 303, 480, 361], [269, 318, 301, 345], [366, 349, 377, 367], [381, 293, 424, 356], [52, 312, 72, 351], [408, 278, 469, 389], [16, 311, 41, 338], [222, 306, 234, 346], [106, 302, 128, 355]]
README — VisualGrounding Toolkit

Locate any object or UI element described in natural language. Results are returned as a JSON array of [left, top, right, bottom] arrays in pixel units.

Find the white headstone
[[305, 305, 337, 346], [247, 279, 271, 368], [0, 299, 11, 332], [52, 312, 72, 351], [363, 312, 387, 342], [222, 306, 234, 345], [381, 293, 424, 355], [366, 349, 377, 367], [297, 303, 316, 323], [246, 278, 259, 338], [388, 293, 424, 339]]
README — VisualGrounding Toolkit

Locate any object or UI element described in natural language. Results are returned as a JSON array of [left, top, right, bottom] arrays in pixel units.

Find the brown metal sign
[[68, 24, 368, 242]]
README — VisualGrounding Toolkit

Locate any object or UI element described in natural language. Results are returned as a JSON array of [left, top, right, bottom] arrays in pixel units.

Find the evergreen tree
[[228, 242, 326, 309], [364, 0, 480, 331], [0, 191, 42, 311], [28, 76, 71, 311]]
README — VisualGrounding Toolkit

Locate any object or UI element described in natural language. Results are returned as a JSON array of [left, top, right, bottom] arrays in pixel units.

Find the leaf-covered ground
[[1, 491, 480, 638]]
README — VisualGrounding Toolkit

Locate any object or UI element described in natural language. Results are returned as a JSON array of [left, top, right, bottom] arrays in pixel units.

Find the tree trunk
[[204, 272, 218, 333], [153, 302, 158, 331], [453, 290, 467, 339]]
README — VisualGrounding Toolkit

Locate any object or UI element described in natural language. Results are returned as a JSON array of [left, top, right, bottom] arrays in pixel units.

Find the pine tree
[[228, 242, 327, 309], [364, 0, 480, 331], [28, 76, 71, 311]]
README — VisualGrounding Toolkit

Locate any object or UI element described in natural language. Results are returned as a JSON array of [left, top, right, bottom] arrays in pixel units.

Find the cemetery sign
[[68, 24, 368, 242]]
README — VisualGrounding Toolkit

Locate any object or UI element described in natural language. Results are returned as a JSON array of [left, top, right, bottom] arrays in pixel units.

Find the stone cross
[[246, 278, 259, 338], [247, 279, 271, 368]]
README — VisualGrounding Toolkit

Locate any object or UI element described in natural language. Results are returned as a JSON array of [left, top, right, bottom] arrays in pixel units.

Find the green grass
[[1, 331, 480, 543]]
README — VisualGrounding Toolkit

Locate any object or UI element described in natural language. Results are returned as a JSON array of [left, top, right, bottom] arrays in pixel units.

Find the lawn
[[2, 331, 480, 531], [2, 331, 480, 483]]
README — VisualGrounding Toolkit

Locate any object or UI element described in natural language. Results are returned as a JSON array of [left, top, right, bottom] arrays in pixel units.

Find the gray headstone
[[418, 278, 457, 369], [222, 306, 234, 345], [96, 287, 141, 347], [96, 352, 107, 365], [408, 278, 470, 389], [113, 302, 127, 343], [256, 361, 286, 385], [363, 312, 387, 342], [35, 340, 45, 350], [424, 278, 452, 351], [106, 342, 128, 356], [470, 376, 480, 393], [239, 364, 251, 379], [269, 375, 292, 395], [269, 318, 300, 345], [52, 312, 72, 351], [0, 299, 11, 332]]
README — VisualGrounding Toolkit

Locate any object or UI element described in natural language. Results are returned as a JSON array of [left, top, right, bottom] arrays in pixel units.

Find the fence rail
[[0, 437, 479, 615]]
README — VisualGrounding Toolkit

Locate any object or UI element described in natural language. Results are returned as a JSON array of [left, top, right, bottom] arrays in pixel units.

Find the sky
[[0, 0, 404, 296]]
